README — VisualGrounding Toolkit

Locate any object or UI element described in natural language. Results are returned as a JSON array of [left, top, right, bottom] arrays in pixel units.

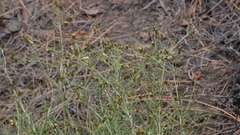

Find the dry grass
[[0, 0, 239, 134]]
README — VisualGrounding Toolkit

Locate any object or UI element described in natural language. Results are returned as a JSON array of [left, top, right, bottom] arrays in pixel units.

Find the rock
[[139, 32, 149, 42], [4, 19, 22, 33]]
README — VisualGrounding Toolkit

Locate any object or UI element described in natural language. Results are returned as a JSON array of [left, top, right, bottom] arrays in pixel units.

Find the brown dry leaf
[[195, 71, 203, 80], [181, 19, 189, 26], [73, 30, 87, 35]]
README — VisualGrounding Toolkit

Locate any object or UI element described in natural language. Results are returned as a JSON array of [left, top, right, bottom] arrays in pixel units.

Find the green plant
[[1, 4, 208, 135]]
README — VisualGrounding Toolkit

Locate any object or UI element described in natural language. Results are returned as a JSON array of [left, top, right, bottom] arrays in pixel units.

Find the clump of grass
[[1, 4, 208, 135]]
